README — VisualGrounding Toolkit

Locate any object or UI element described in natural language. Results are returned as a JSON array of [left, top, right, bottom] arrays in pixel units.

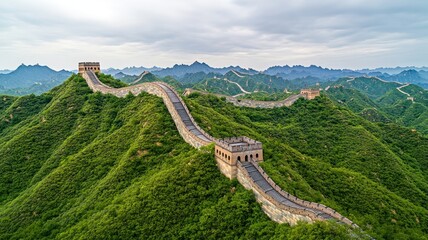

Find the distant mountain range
[[358, 66, 428, 75], [103, 66, 163, 76], [0, 64, 72, 95], [1, 62, 428, 96], [264, 65, 361, 81], [152, 61, 258, 78]]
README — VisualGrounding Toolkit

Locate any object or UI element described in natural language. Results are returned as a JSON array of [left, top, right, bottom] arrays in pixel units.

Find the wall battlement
[[215, 137, 263, 179], [300, 89, 320, 100], [79, 62, 101, 74], [215, 136, 262, 152]]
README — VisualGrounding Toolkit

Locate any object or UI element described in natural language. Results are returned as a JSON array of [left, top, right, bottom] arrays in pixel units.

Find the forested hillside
[[0, 75, 363, 239], [186, 92, 428, 239], [327, 77, 428, 135], [0, 64, 71, 96], [0, 74, 427, 239]]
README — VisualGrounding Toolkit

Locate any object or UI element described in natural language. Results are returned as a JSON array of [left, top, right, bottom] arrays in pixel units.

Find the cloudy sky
[[1, 0, 427, 71]]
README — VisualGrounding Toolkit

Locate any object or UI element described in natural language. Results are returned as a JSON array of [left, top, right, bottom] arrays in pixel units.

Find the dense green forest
[[327, 77, 428, 135], [0, 74, 427, 239], [185, 92, 428, 239], [0, 74, 365, 239]]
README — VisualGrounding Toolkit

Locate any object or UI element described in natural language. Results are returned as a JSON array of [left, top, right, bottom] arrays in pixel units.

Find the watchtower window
[[256, 153, 259, 158], [245, 155, 248, 161], [237, 156, 241, 161]]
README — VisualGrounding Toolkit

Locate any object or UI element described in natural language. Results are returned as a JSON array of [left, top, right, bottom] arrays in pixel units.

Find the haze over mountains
[[0, 64, 72, 95], [1, 62, 428, 96], [111, 61, 428, 88]]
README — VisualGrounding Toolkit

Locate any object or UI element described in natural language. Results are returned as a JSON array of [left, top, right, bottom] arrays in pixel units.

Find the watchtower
[[300, 89, 320, 100], [78, 62, 101, 74], [215, 136, 263, 179]]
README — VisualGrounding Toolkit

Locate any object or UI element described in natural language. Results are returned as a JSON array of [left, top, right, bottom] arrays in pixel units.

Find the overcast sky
[[1, 0, 427, 71]]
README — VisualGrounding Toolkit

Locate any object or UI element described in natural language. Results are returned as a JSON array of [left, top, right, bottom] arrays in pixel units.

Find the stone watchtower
[[215, 136, 263, 179], [300, 89, 320, 100], [78, 62, 101, 74]]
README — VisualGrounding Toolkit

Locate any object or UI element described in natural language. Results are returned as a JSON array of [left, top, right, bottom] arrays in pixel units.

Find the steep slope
[[333, 77, 401, 99], [186, 93, 428, 239], [328, 77, 428, 135], [0, 74, 360, 239], [326, 87, 390, 122]]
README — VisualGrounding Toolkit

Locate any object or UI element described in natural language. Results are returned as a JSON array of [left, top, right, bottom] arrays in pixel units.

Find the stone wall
[[215, 157, 237, 179], [238, 160, 358, 227], [82, 71, 357, 228], [300, 89, 320, 100], [237, 164, 314, 225], [82, 72, 212, 149], [184, 88, 304, 108]]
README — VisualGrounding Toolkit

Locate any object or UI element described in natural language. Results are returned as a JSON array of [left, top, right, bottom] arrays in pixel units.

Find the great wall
[[80, 62, 357, 228]]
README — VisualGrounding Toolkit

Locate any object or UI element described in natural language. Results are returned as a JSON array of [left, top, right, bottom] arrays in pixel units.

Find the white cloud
[[0, 0, 427, 70]]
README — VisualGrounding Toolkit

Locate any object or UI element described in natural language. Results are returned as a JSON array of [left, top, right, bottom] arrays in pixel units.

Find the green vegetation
[[186, 93, 428, 239], [0, 64, 72, 96], [0, 74, 366, 239], [238, 91, 295, 101], [193, 77, 243, 96], [185, 71, 318, 97], [327, 77, 428, 135], [96, 73, 128, 88]]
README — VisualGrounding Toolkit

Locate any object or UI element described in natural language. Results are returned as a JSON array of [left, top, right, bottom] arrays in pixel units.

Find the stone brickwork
[[237, 165, 313, 225], [81, 68, 357, 228], [214, 136, 263, 179], [300, 89, 320, 100], [79, 62, 100, 74], [237, 160, 358, 227]]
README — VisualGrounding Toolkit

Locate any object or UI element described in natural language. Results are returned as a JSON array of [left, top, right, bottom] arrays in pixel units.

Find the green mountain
[[385, 70, 428, 85], [0, 74, 427, 239], [186, 93, 428, 239], [0, 64, 72, 95], [327, 77, 428, 135]]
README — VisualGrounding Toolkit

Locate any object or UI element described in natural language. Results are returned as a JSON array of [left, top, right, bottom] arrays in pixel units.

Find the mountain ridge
[[0, 64, 72, 95]]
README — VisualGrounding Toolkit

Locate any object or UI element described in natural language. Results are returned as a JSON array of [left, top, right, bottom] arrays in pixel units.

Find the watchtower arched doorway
[[245, 155, 248, 161]]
